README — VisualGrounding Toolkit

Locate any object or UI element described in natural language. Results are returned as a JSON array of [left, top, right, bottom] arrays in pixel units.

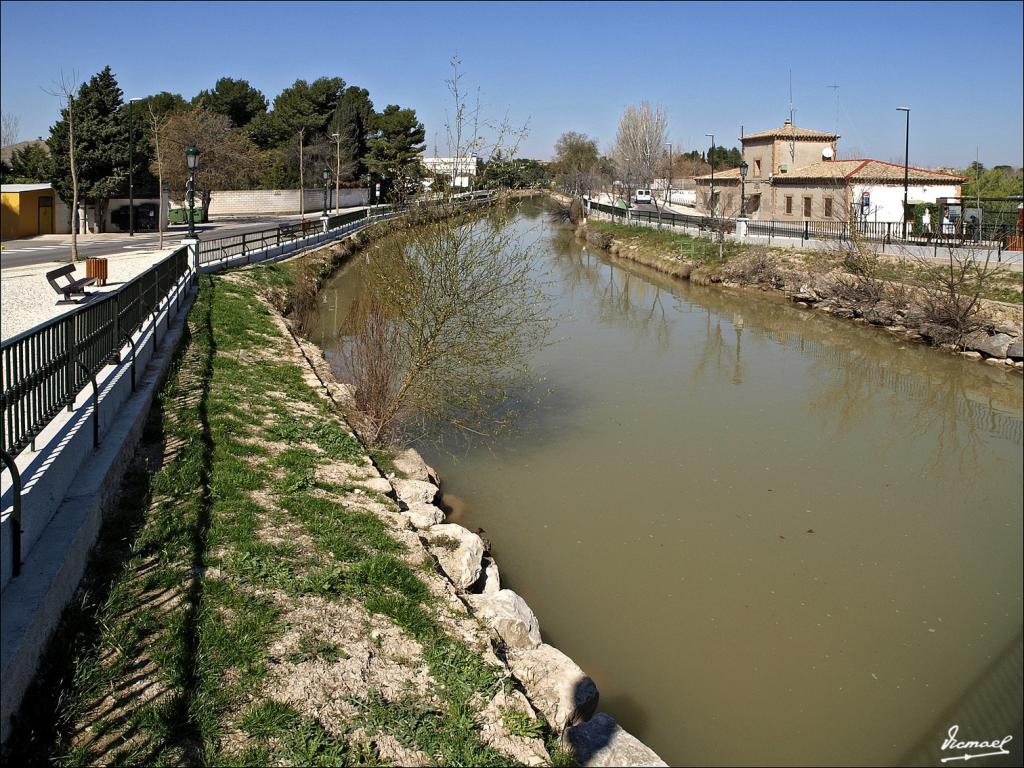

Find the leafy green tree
[[161, 108, 265, 217], [365, 105, 426, 197], [708, 145, 741, 169], [480, 157, 550, 189], [136, 91, 187, 123], [192, 77, 267, 129], [47, 66, 148, 229], [7, 142, 53, 183], [552, 132, 602, 195], [255, 76, 346, 148]]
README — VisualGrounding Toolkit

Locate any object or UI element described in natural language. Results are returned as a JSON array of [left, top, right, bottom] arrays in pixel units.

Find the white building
[[421, 156, 480, 188]]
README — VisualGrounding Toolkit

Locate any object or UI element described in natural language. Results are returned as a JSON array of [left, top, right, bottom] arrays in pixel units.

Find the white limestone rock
[[403, 502, 445, 530], [507, 643, 599, 731], [479, 556, 501, 595], [467, 589, 541, 650], [566, 713, 668, 767], [425, 524, 485, 590], [392, 448, 440, 485], [392, 478, 439, 507]]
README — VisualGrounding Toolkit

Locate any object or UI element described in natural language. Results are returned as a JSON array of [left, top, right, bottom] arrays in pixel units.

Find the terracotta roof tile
[[777, 159, 966, 184], [741, 122, 839, 142]]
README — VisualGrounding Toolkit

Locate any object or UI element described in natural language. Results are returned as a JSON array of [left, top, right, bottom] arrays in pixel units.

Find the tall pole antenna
[[788, 69, 796, 162], [789, 69, 794, 124], [827, 83, 840, 135]]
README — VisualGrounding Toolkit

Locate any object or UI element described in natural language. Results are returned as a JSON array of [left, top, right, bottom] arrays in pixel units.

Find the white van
[[633, 189, 653, 205]]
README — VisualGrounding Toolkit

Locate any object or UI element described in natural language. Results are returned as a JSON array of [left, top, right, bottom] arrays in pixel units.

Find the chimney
[[783, 117, 792, 127]]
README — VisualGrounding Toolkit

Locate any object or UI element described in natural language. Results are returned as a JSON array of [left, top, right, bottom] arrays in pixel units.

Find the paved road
[[0, 213, 317, 270]]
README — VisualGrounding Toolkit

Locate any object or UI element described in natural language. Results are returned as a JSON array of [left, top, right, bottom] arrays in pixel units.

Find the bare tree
[[146, 103, 169, 248], [911, 246, 1002, 342], [439, 56, 529, 201], [612, 102, 668, 199], [1, 110, 18, 148], [298, 127, 306, 218], [161, 108, 265, 215], [333, 59, 546, 447], [695, 182, 742, 260], [45, 72, 81, 262]]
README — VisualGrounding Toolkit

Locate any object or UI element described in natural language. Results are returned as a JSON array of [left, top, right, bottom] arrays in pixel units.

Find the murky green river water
[[309, 201, 1023, 766]]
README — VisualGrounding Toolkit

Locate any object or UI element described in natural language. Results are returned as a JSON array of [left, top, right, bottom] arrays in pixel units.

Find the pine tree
[[365, 105, 426, 198], [47, 67, 146, 230]]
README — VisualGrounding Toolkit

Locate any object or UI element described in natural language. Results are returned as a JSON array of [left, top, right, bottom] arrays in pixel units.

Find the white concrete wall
[[204, 187, 368, 216], [53, 198, 72, 234], [851, 183, 960, 223]]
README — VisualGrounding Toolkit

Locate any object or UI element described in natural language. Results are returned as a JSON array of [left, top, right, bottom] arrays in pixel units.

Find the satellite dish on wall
[[822, 147, 835, 160]]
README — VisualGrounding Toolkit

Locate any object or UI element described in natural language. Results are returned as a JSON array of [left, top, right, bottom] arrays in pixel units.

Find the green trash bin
[[169, 207, 204, 224]]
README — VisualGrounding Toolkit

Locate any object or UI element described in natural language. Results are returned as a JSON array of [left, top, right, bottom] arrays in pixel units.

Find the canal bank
[[571, 207, 1023, 371], [4, 201, 666, 767], [309, 198, 1023, 766]]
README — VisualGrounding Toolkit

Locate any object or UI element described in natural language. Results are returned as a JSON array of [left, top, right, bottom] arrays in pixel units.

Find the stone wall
[[205, 187, 368, 216]]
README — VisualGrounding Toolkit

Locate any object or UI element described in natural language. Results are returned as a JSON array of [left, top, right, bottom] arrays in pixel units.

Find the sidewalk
[[1, 248, 177, 340]]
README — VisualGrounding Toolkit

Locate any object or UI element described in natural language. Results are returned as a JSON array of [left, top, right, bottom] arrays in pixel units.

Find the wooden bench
[[46, 263, 97, 304]]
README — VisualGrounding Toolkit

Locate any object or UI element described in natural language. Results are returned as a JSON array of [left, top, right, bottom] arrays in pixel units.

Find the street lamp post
[[322, 166, 331, 214], [706, 133, 716, 216], [128, 97, 142, 236], [664, 142, 672, 206], [739, 160, 749, 216], [898, 106, 910, 239], [331, 132, 341, 213], [185, 145, 199, 239]]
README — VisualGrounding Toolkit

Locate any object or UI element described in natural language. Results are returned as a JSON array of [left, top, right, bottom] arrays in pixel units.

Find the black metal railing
[[1, 246, 189, 457], [585, 197, 1021, 252], [196, 206, 397, 266]]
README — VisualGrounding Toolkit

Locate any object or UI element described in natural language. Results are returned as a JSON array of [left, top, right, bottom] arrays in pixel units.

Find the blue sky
[[2, 1, 1022, 168]]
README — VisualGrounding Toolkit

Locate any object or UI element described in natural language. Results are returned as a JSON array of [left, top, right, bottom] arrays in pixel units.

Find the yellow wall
[[1, 189, 55, 240]]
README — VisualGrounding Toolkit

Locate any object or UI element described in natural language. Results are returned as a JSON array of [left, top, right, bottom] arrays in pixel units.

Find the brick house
[[695, 118, 965, 223]]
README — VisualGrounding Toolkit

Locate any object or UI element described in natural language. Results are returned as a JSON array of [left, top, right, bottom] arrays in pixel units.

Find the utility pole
[[128, 97, 142, 235], [897, 107, 910, 239], [664, 142, 672, 206], [706, 133, 716, 216], [331, 132, 341, 213]]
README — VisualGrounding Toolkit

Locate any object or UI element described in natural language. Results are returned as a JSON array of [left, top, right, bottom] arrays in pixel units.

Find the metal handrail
[[1, 246, 189, 456]]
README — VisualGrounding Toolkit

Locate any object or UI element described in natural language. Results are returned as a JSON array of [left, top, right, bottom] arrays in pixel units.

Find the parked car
[[111, 203, 158, 232], [633, 189, 653, 205]]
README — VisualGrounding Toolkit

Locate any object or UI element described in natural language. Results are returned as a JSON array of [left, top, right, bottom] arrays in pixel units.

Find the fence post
[[803, 221, 809, 241], [64, 317, 75, 412], [75, 360, 99, 448], [1, 450, 21, 578]]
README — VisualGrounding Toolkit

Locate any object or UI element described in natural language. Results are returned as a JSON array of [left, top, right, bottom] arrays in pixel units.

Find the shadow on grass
[[2, 278, 218, 766]]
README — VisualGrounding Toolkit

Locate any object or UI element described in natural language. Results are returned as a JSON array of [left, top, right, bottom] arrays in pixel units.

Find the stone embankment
[[577, 221, 1024, 371], [291, 330, 667, 767]]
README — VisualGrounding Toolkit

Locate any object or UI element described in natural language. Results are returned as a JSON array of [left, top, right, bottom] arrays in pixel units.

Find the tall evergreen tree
[[7, 142, 53, 183], [46, 66, 147, 229], [255, 77, 346, 148], [329, 86, 374, 180], [365, 105, 426, 195], [192, 77, 267, 129]]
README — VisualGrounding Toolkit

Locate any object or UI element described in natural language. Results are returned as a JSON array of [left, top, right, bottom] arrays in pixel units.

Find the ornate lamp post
[[739, 160, 749, 216], [185, 145, 199, 239]]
